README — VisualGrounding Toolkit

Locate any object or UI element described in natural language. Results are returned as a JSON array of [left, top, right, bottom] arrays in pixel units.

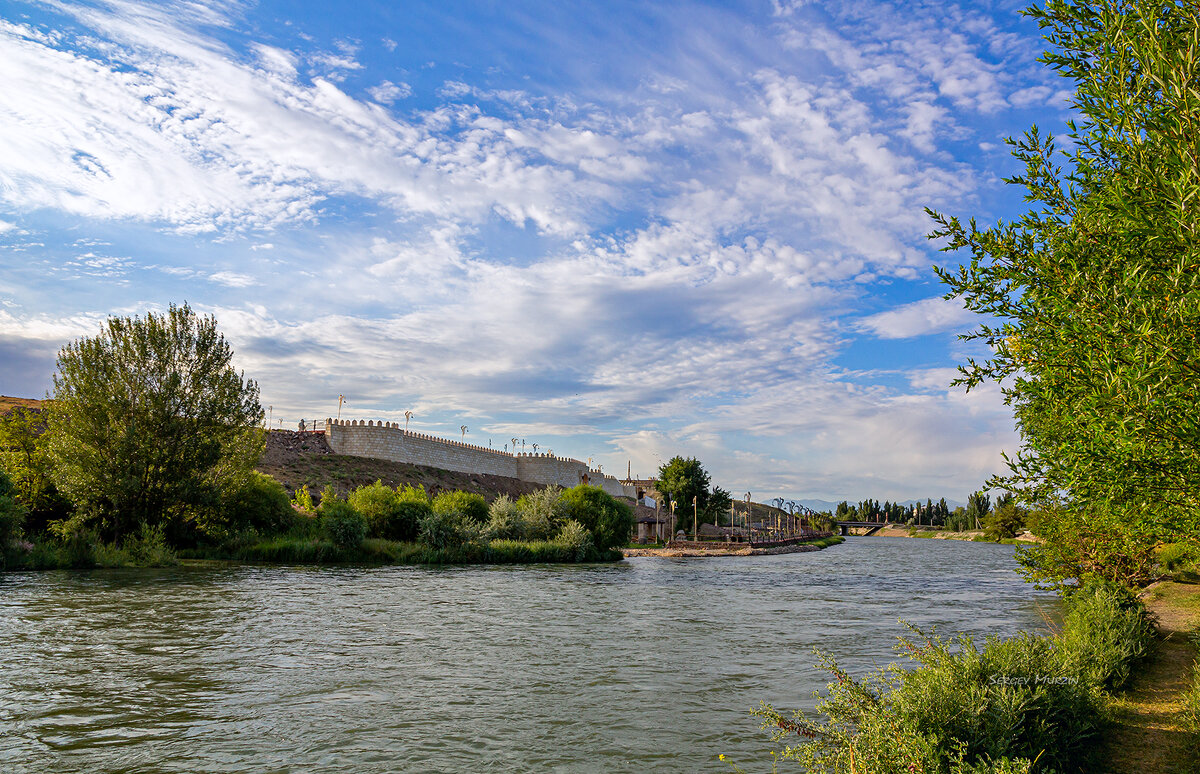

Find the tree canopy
[[930, 0, 1200, 585], [655, 456, 712, 518], [46, 303, 264, 542]]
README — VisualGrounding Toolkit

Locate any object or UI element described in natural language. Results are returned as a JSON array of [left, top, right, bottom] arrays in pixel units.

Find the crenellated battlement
[[323, 418, 632, 498]]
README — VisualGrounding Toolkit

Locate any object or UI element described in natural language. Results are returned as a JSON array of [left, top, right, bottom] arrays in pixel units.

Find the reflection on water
[[0, 537, 1056, 773]]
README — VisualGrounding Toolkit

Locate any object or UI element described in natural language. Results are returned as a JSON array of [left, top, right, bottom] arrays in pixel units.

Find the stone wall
[[324, 419, 633, 498]]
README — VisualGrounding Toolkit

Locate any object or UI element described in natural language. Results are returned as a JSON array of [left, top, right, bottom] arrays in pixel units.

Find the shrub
[[431, 490, 489, 523], [348, 480, 421, 541], [126, 523, 177, 566], [221, 472, 294, 536], [418, 508, 479, 549], [291, 484, 314, 512], [483, 494, 524, 540], [0, 470, 26, 549], [1156, 542, 1198, 573], [1055, 579, 1154, 690], [320, 500, 367, 548], [554, 519, 595, 562], [317, 484, 339, 512], [754, 625, 1104, 774], [559, 484, 634, 551], [516, 486, 567, 540]]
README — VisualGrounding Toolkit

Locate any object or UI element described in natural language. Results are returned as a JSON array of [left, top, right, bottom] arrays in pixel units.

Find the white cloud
[[857, 296, 977, 339], [367, 80, 411, 104]]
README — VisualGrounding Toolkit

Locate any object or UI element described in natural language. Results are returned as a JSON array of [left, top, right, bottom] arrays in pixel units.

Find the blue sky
[[0, 0, 1073, 503]]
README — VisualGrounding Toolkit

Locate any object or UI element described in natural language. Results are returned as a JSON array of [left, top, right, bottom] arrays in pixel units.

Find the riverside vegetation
[[0, 304, 632, 570], [736, 2, 1200, 772]]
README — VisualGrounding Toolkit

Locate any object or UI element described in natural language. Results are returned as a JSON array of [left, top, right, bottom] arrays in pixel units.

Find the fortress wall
[[324, 419, 636, 499], [325, 419, 519, 478]]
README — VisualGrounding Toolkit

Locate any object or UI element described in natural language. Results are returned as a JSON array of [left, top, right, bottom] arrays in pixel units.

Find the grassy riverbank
[[868, 524, 1040, 544], [741, 574, 1200, 774], [623, 535, 843, 557]]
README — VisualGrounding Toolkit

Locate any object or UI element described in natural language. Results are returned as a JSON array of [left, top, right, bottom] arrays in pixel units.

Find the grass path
[[1103, 579, 1200, 774]]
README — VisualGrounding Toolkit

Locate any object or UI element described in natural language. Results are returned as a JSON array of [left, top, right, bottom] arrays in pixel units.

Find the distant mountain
[[786, 497, 965, 513]]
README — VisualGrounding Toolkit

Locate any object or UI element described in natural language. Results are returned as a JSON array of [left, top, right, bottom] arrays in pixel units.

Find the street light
[[404, 410, 413, 434], [337, 394, 345, 421], [461, 425, 468, 440]]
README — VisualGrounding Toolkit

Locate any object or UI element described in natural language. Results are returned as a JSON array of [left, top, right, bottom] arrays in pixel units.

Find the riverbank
[[1104, 578, 1200, 773], [622, 535, 843, 557], [868, 524, 1041, 543]]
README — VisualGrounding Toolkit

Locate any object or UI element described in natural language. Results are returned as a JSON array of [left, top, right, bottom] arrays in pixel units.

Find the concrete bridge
[[836, 521, 887, 536]]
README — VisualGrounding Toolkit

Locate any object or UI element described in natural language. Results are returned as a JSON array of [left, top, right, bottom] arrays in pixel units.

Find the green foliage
[[930, 0, 1200, 586], [291, 484, 314, 512], [317, 484, 340, 512], [319, 500, 367, 548], [348, 480, 422, 541], [515, 486, 568, 540], [0, 406, 71, 536], [554, 519, 595, 562], [559, 484, 634, 551], [0, 470, 26, 549], [753, 626, 1103, 774], [656, 456, 711, 516], [704, 485, 733, 525], [984, 499, 1027, 541], [749, 578, 1160, 773], [45, 303, 264, 544], [431, 490, 489, 523], [483, 494, 524, 540], [216, 471, 294, 538], [418, 508, 479, 549], [1055, 580, 1154, 691], [964, 491, 991, 531], [1016, 503, 1162, 588], [1156, 542, 1198, 574]]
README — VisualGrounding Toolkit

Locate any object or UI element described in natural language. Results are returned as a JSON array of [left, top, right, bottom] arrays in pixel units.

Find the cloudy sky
[[0, 0, 1072, 504]]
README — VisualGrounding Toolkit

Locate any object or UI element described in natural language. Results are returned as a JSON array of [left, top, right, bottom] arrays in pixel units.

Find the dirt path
[[1103, 579, 1200, 774]]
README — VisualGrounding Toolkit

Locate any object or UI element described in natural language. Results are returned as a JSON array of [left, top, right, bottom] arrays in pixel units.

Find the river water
[[0, 537, 1055, 773]]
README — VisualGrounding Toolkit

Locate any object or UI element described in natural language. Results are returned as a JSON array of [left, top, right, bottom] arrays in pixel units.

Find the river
[[0, 537, 1055, 773]]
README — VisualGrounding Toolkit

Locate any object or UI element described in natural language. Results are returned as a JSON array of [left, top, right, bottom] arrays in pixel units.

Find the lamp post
[[267, 404, 272, 429], [404, 410, 413, 434], [511, 438, 518, 454], [337, 395, 344, 421], [461, 425, 468, 440], [692, 495, 698, 541], [744, 492, 752, 543]]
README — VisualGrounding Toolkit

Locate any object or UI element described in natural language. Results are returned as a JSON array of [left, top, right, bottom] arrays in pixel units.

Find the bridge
[[836, 521, 887, 536]]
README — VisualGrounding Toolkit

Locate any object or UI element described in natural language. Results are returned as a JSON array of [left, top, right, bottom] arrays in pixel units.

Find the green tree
[[703, 485, 733, 525], [965, 492, 992, 531], [431, 490, 489, 524], [655, 456, 711, 518], [46, 303, 264, 543], [0, 406, 71, 536], [560, 484, 634, 551], [931, 1, 1200, 585]]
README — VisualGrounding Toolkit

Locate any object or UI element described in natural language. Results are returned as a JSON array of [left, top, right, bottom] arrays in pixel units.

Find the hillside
[[258, 430, 551, 502], [0, 395, 47, 414]]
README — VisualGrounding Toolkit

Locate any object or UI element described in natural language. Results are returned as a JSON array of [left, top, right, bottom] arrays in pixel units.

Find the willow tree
[[931, 1, 1200, 586], [47, 303, 264, 542]]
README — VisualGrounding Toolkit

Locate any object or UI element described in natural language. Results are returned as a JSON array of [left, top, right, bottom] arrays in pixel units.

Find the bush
[[0, 470, 26, 549], [320, 500, 367, 548], [555, 519, 595, 562], [348, 480, 422, 541], [291, 484, 314, 512], [754, 624, 1105, 774], [483, 494, 524, 540], [432, 490, 489, 523], [1156, 542, 1198, 573], [559, 484, 634, 551], [1056, 579, 1154, 690], [126, 523, 177, 566], [221, 472, 294, 536], [516, 486, 567, 541], [418, 508, 479, 549]]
